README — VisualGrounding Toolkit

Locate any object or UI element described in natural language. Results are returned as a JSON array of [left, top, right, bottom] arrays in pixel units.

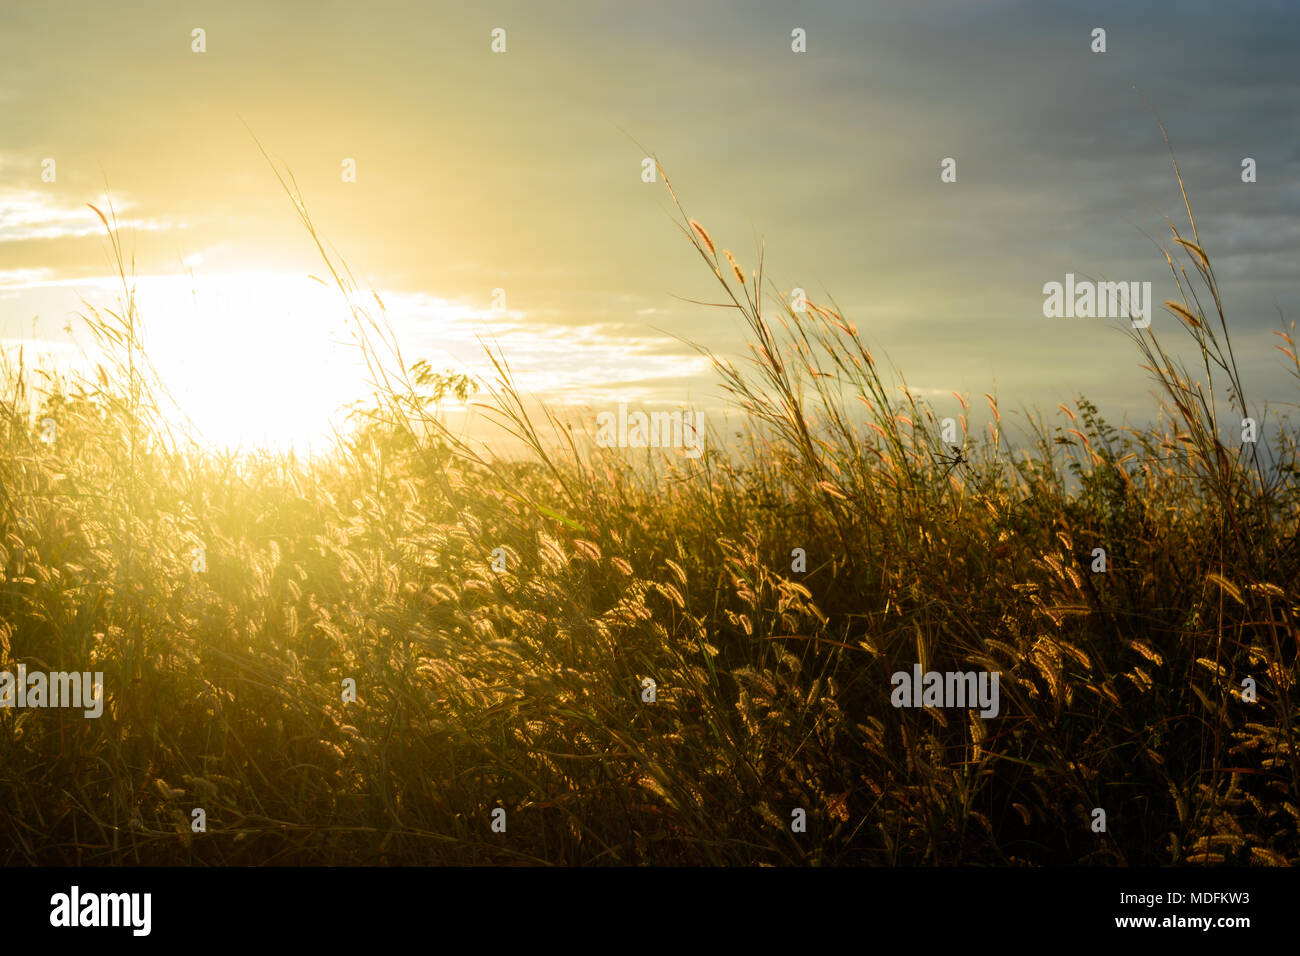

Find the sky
[[2, 0, 1298, 453]]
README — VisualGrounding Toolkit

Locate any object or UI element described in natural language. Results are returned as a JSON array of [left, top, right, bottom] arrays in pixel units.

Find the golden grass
[[0, 151, 1297, 866]]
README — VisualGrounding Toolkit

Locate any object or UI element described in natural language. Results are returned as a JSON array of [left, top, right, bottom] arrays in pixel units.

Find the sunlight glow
[[132, 271, 367, 452]]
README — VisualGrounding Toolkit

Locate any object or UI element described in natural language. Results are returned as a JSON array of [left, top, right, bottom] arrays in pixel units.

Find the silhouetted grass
[[1, 151, 1296, 866]]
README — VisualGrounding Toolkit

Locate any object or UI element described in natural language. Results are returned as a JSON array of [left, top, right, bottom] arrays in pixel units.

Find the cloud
[[0, 268, 55, 289], [0, 189, 184, 242]]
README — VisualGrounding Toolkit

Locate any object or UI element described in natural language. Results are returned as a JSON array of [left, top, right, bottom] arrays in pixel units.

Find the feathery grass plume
[[723, 249, 745, 284], [1165, 299, 1202, 329], [689, 219, 715, 256]]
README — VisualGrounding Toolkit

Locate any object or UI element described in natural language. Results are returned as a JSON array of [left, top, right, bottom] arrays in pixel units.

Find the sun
[[129, 270, 368, 452]]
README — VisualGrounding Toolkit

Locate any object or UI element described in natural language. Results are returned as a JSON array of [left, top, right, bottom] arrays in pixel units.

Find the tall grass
[[0, 149, 1296, 865]]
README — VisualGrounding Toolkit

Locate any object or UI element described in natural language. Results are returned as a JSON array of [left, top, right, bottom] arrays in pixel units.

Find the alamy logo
[[595, 403, 705, 458], [0, 664, 103, 718], [891, 664, 1001, 717], [50, 886, 151, 936], [1042, 273, 1152, 328]]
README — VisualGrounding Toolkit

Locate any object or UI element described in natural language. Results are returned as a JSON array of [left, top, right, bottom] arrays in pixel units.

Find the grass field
[[2, 163, 1298, 866]]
